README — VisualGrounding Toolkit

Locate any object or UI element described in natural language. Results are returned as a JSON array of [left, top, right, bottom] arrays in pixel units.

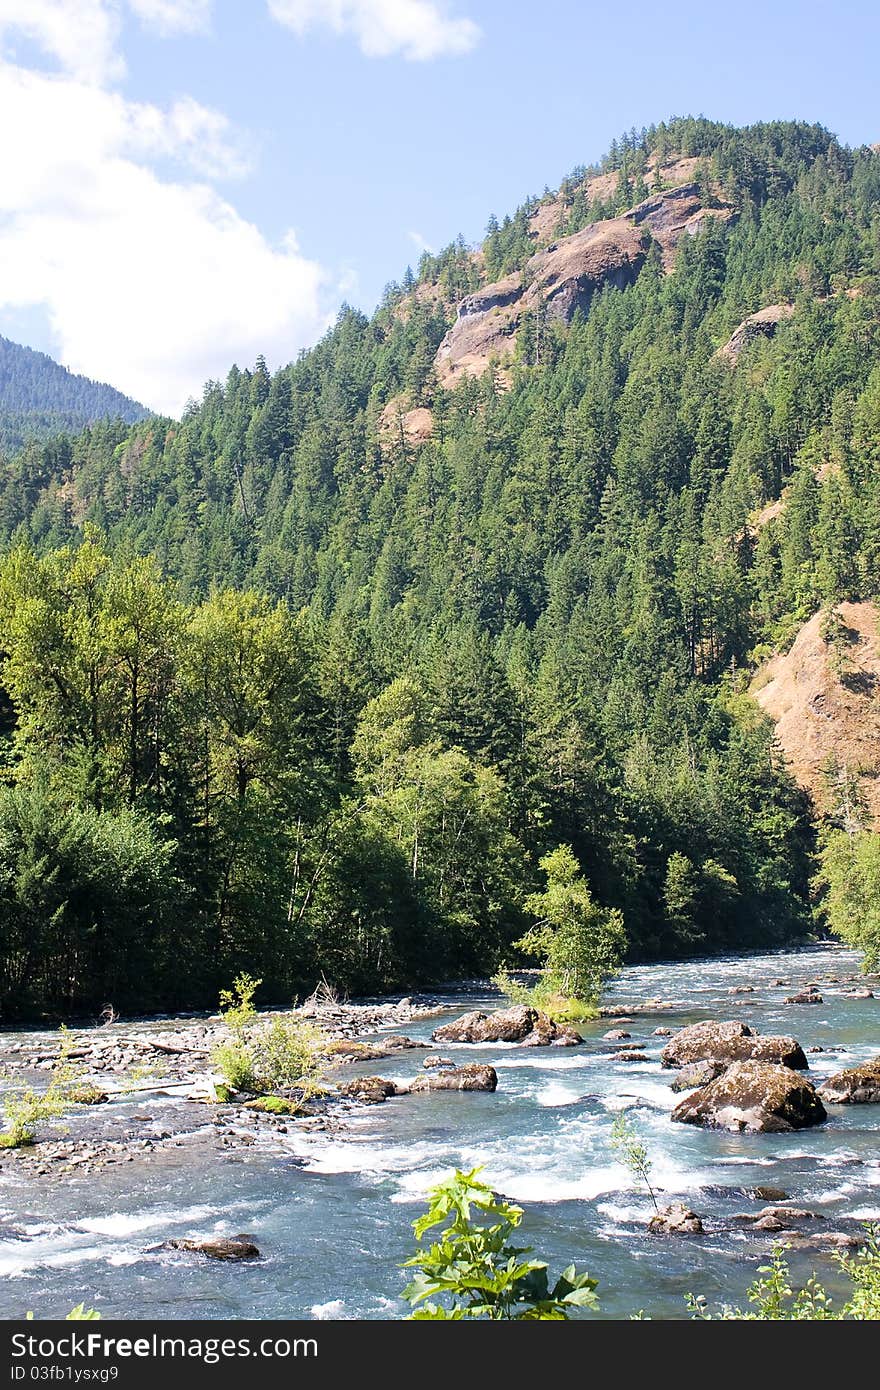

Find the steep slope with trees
[[2, 117, 880, 1018], [0, 336, 149, 454]]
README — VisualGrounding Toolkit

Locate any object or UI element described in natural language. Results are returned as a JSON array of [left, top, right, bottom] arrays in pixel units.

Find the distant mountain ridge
[[0, 335, 150, 453]]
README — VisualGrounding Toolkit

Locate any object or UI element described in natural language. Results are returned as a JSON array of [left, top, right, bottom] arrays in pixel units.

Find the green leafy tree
[[518, 845, 625, 1004], [814, 828, 880, 970]]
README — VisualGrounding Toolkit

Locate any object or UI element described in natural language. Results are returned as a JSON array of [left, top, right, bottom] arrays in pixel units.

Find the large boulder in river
[[671, 1061, 826, 1133], [660, 1020, 807, 1070], [432, 1006, 582, 1047], [408, 1064, 497, 1093], [669, 1059, 727, 1091], [818, 1056, 880, 1104]]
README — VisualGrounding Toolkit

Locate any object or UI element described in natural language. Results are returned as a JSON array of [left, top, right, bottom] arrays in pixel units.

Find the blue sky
[[0, 0, 878, 413]]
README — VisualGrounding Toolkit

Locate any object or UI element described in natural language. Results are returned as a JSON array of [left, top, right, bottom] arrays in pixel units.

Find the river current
[[1, 944, 878, 1320]]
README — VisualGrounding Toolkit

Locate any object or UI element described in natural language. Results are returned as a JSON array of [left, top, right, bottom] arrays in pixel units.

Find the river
[[1, 944, 878, 1320]]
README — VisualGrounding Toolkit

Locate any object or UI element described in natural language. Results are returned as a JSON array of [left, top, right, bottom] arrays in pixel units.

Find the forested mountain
[[0, 335, 149, 454], [2, 116, 880, 1019]]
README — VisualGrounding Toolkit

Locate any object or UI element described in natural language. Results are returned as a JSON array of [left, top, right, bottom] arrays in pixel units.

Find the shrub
[[1, 1083, 68, 1147], [401, 1167, 598, 1320], [497, 846, 624, 1014], [610, 1112, 661, 1215], [689, 1230, 880, 1319], [212, 975, 324, 1097], [492, 969, 599, 1022]]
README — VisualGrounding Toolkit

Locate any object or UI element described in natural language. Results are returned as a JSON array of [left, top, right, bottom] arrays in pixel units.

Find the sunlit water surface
[[1, 945, 878, 1320]]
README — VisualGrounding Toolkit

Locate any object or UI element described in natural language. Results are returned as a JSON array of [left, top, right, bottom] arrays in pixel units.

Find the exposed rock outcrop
[[818, 1056, 880, 1104], [435, 183, 734, 385], [323, 1034, 424, 1062], [408, 1064, 497, 1093], [671, 1060, 827, 1133], [718, 303, 794, 363], [378, 398, 434, 450], [660, 1020, 807, 1070], [750, 601, 880, 822], [431, 1006, 582, 1047]]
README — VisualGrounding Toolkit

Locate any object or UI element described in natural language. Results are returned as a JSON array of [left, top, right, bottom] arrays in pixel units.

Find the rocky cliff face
[[719, 303, 795, 363], [750, 601, 880, 822], [435, 182, 734, 385]]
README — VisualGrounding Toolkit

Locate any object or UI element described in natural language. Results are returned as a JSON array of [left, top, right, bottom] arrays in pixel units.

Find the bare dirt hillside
[[750, 601, 880, 820]]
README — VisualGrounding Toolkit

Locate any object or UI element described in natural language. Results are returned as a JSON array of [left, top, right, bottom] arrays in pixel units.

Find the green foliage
[[689, 1230, 880, 1319], [3, 119, 878, 1014], [491, 968, 598, 1022], [401, 1168, 599, 1319], [814, 829, 880, 969], [0, 333, 147, 454], [212, 977, 324, 1097], [218, 973, 261, 1036], [610, 1112, 660, 1214], [1, 1025, 101, 1144], [1, 1080, 68, 1147], [517, 846, 625, 1003]]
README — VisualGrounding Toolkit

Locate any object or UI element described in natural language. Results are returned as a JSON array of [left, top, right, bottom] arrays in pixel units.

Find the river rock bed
[[2, 946, 880, 1320]]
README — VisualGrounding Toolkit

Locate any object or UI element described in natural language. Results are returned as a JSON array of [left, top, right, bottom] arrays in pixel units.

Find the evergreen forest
[[2, 117, 880, 1019]]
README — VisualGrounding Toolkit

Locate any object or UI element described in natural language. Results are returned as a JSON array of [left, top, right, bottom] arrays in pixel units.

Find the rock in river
[[671, 1060, 827, 1133], [818, 1056, 880, 1104], [648, 1202, 704, 1235], [660, 1020, 807, 1070], [165, 1235, 260, 1261], [408, 1064, 498, 1093], [339, 1077, 398, 1104], [432, 1006, 581, 1047]]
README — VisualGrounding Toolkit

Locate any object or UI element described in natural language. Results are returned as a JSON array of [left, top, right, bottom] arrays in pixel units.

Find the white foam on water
[[535, 1081, 582, 1108], [76, 1205, 218, 1237], [492, 1054, 594, 1072], [0, 1199, 268, 1279], [599, 1081, 673, 1111], [711, 1156, 778, 1167], [811, 1183, 859, 1204], [311, 1300, 347, 1320], [0, 1244, 111, 1278], [596, 1200, 651, 1224], [296, 1136, 450, 1179], [817, 1149, 862, 1165]]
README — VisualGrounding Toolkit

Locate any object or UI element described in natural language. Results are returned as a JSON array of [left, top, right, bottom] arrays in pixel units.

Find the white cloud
[[125, 93, 254, 179], [267, 0, 480, 60], [0, 2, 214, 85], [0, 61, 330, 413], [408, 229, 434, 254], [127, 0, 213, 35], [0, 0, 123, 84]]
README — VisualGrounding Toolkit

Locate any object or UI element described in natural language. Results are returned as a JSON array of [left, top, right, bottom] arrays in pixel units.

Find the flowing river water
[[1, 944, 878, 1320]]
